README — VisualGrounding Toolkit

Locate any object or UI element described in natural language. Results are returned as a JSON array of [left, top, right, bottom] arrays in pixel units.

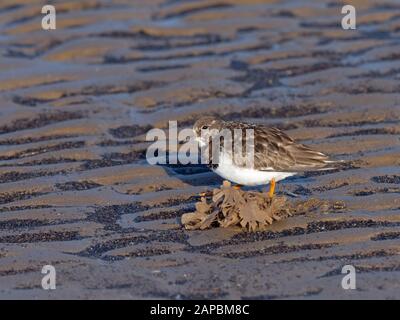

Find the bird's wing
[[251, 127, 332, 172], [205, 122, 334, 172]]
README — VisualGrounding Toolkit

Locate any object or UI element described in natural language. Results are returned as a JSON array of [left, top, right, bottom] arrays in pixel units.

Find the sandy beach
[[0, 0, 399, 299]]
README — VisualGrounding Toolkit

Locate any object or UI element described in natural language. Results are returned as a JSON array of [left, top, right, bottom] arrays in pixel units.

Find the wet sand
[[0, 0, 399, 299]]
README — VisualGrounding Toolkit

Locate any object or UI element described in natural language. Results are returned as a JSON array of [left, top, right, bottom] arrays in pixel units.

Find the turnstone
[[193, 116, 336, 197]]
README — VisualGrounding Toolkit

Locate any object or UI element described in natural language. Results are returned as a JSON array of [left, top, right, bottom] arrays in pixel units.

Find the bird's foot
[[268, 178, 276, 198]]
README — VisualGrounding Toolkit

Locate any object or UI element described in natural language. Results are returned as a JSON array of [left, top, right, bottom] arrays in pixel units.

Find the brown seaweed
[[182, 181, 290, 231]]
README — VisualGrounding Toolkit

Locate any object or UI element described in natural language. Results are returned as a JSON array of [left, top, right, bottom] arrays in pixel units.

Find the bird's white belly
[[213, 156, 295, 186]]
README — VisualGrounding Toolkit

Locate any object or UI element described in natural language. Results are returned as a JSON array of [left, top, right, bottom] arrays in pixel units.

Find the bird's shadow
[[160, 163, 222, 187]]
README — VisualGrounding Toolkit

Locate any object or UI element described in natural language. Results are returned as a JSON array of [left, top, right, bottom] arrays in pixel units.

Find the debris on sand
[[182, 181, 290, 232]]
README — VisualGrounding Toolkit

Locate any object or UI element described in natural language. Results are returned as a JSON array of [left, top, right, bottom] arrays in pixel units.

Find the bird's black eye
[[202, 125, 209, 130]]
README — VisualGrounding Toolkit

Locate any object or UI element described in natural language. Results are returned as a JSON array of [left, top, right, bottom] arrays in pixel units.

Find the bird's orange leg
[[268, 178, 276, 198], [233, 184, 243, 190]]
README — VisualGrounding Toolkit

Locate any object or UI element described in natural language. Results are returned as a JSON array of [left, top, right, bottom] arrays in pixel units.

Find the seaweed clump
[[182, 181, 290, 232]]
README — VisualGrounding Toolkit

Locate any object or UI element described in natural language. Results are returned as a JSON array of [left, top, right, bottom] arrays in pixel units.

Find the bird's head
[[193, 116, 223, 147]]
